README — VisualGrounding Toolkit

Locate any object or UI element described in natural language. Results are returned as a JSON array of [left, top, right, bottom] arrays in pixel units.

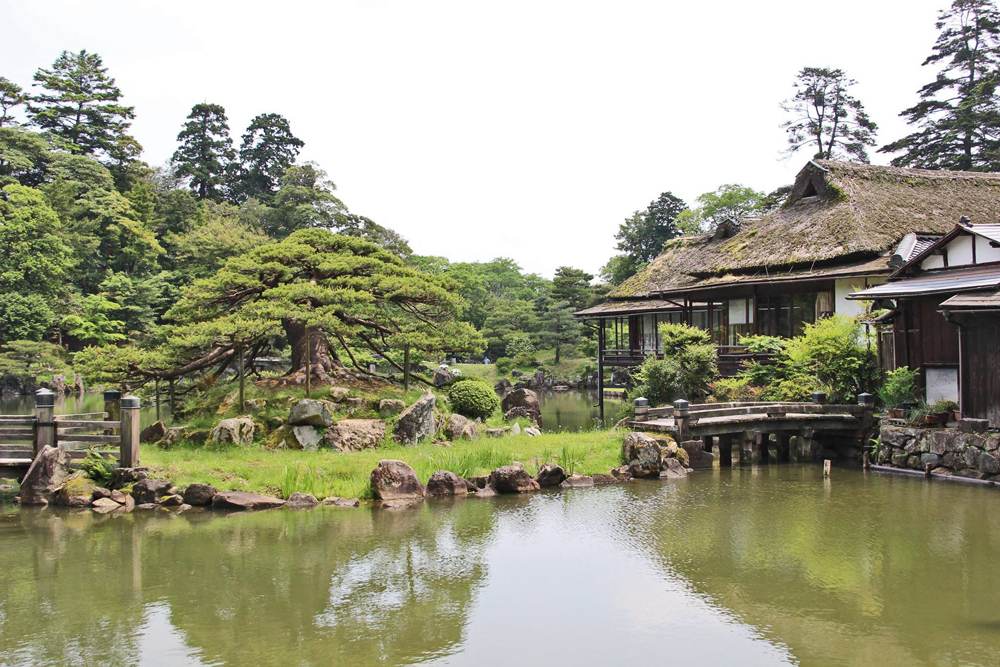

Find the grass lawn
[[451, 349, 594, 384], [141, 429, 626, 501]]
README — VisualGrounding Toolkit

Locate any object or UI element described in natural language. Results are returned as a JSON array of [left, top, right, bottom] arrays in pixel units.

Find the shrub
[[513, 351, 538, 368], [633, 323, 718, 404], [504, 334, 535, 358], [449, 380, 500, 420], [877, 366, 921, 407], [494, 357, 514, 375], [780, 315, 877, 403], [80, 451, 118, 488], [711, 376, 763, 401]]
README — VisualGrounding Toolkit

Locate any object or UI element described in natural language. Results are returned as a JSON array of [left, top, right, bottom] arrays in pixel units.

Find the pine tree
[[539, 300, 582, 364], [614, 191, 688, 265], [27, 50, 140, 159], [781, 67, 878, 163], [171, 103, 234, 200], [880, 0, 1000, 170], [0, 77, 26, 127], [228, 113, 304, 203]]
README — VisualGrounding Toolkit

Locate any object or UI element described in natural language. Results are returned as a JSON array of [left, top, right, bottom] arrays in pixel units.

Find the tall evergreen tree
[[27, 50, 140, 160], [228, 113, 304, 203], [614, 191, 688, 265], [538, 300, 582, 364], [551, 266, 594, 312], [172, 103, 234, 200], [880, 0, 1000, 170], [781, 67, 878, 163], [0, 77, 25, 127]]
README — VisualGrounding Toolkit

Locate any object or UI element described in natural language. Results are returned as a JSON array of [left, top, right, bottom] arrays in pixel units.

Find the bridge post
[[798, 427, 816, 460], [104, 389, 121, 436], [754, 432, 770, 464], [674, 399, 690, 441], [702, 435, 713, 453], [812, 391, 827, 405], [776, 433, 791, 462], [858, 393, 875, 431], [738, 430, 753, 466], [718, 433, 733, 467], [633, 397, 649, 423], [34, 388, 55, 456], [120, 396, 141, 468]]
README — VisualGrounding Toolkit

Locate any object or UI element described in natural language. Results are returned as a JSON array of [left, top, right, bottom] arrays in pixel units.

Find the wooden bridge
[[0, 389, 142, 472], [632, 392, 876, 465]]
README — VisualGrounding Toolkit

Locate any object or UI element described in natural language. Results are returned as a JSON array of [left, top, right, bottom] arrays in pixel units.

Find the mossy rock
[[675, 447, 690, 466], [57, 474, 97, 506]]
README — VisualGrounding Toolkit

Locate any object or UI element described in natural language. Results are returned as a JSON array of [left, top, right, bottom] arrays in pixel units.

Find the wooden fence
[[0, 389, 141, 468]]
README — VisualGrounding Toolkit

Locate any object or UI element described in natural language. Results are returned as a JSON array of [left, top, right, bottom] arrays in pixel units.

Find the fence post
[[104, 389, 121, 436], [120, 395, 141, 468], [634, 397, 649, 423], [34, 388, 55, 456], [811, 391, 827, 406], [674, 399, 690, 441]]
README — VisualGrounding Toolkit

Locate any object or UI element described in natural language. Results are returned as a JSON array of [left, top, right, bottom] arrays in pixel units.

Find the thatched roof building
[[609, 160, 1000, 299]]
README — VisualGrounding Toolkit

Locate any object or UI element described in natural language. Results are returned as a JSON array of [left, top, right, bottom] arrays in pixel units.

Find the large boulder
[[19, 446, 72, 505], [534, 463, 566, 488], [132, 478, 175, 504], [560, 473, 594, 489], [286, 492, 320, 507], [393, 392, 436, 444], [291, 425, 324, 451], [289, 399, 334, 427], [501, 388, 542, 427], [622, 432, 662, 478], [443, 413, 478, 440], [324, 419, 386, 452], [433, 369, 453, 387], [328, 387, 350, 402], [111, 467, 149, 490], [489, 466, 540, 494], [495, 379, 512, 395], [160, 426, 187, 448], [370, 460, 426, 501], [183, 483, 218, 506], [211, 417, 255, 445], [140, 420, 168, 444], [680, 441, 713, 469], [660, 457, 688, 479], [212, 491, 286, 510], [378, 399, 405, 416], [426, 470, 468, 496], [55, 473, 96, 507]]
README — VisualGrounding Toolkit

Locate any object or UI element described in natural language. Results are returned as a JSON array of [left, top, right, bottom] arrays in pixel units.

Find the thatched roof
[[612, 160, 1000, 299]]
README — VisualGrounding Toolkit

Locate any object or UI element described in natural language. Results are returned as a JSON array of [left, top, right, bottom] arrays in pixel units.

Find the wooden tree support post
[[674, 399, 690, 442], [238, 345, 245, 413], [718, 433, 733, 467], [304, 326, 312, 397], [34, 388, 55, 457], [403, 346, 411, 392], [120, 396, 141, 468], [154, 379, 161, 422], [738, 430, 754, 466], [777, 433, 791, 463], [702, 435, 713, 453], [104, 389, 121, 436], [168, 378, 176, 420]]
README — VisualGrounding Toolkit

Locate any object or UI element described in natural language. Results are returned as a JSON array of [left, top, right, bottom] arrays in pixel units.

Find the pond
[[0, 393, 168, 429], [537, 390, 622, 432], [2, 465, 1000, 666]]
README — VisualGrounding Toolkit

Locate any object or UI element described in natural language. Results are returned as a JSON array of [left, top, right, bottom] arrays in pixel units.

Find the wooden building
[[577, 160, 1000, 415], [850, 223, 1000, 426]]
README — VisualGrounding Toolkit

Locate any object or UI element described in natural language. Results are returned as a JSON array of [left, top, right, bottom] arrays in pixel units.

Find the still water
[[536, 390, 622, 431], [2, 465, 999, 666], [0, 393, 168, 429]]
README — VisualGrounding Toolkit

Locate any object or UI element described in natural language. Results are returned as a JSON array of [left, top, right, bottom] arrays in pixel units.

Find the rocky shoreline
[[2, 430, 709, 516]]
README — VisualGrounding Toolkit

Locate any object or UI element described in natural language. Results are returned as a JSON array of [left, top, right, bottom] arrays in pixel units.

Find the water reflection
[[537, 390, 621, 432], [3, 467, 1000, 666]]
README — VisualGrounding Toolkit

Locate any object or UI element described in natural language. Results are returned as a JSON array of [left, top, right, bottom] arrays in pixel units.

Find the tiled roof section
[[939, 289, 1000, 310]]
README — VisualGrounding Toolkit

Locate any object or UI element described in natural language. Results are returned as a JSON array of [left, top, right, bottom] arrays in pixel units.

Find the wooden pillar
[[634, 397, 649, 423], [34, 388, 55, 456], [238, 345, 245, 413], [305, 326, 312, 396], [597, 324, 605, 423], [120, 396, 141, 468], [104, 389, 121, 436], [718, 433, 733, 467], [702, 435, 713, 453], [858, 392, 875, 432], [154, 379, 161, 422], [738, 430, 753, 466], [776, 433, 791, 462], [402, 345, 410, 392], [168, 378, 176, 418]]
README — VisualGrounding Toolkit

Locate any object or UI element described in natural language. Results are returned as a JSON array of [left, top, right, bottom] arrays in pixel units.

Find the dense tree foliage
[[881, 0, 1000, 170], [781, 67, 878, 163], [0, 77, 25, 127], [228, 113, 304, 203]]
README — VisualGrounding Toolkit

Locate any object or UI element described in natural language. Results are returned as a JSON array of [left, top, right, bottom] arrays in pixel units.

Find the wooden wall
[[959, 313, 1000, 428]]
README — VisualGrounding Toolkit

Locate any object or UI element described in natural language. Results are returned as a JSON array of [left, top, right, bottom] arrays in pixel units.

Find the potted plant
[[931, 400, 959, 423], [877, 366, 921, 419]]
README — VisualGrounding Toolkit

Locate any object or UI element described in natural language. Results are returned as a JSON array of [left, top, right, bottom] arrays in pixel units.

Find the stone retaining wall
[[877, 423, 1000, 479]]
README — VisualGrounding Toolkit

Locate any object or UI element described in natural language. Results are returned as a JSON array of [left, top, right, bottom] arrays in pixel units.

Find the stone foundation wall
[[877, 423, 1000, 479]]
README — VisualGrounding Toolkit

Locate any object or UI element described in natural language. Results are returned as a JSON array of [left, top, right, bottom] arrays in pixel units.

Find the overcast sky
[[3, 0, 947, 278]]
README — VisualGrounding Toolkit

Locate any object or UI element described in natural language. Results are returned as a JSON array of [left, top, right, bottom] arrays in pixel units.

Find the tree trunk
[[282, 320, 348, 389]]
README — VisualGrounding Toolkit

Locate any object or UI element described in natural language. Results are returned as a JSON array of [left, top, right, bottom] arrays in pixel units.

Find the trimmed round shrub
[[449, 380, 500, 420]]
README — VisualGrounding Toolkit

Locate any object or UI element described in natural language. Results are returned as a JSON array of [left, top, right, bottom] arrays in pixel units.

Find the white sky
[[3, 0, 945, 278]]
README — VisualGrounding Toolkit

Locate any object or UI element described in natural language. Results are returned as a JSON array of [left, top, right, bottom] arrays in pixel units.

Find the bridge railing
[[0, 389, 141, 467]]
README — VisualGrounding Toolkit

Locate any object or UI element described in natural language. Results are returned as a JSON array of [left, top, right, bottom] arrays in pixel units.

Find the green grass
[[141, 429, 625, 501]]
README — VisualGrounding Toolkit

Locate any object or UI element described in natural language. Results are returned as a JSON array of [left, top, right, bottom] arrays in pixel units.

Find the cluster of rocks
[[877, 420, 1000, 479], [13, 445, 360, 514], [1, 373, 85, 397], [366, 430, 700, 508], [494, 370, 598, 395]]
